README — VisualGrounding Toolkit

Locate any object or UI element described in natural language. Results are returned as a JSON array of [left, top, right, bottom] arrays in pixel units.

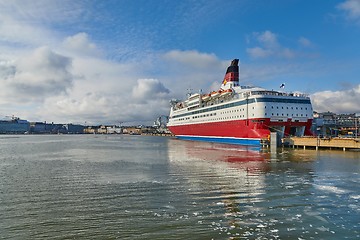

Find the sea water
[[0, 135, 359, 239]]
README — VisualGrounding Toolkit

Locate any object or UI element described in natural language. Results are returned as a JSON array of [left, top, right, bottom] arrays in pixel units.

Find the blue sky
[[0, 0, 359, 124]]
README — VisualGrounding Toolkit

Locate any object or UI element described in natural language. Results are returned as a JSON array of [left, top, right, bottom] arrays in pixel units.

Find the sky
[[0, 0, 360, 125]]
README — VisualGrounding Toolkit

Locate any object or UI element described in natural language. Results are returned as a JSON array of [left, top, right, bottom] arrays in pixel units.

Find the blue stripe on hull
[[176, 135, 261, 146]]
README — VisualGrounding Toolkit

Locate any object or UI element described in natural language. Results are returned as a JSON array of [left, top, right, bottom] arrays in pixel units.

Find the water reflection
[[1, 136, 358, 239], [166, 139, 360, 239], [167, 139, 272, 238], [168, 138, 268, 169]]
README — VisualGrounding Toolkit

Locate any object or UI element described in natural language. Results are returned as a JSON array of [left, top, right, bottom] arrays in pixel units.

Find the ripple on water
[[1, 136, 360, 239]]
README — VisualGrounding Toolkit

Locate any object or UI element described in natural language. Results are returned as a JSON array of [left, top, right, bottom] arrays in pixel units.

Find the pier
[[283, 137, 360, 151]]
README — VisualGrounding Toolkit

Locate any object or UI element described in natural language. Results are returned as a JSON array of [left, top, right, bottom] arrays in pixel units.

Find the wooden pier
[[283, 137, 360, 151]]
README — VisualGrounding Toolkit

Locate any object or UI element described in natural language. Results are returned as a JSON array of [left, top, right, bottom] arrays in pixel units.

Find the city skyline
[[0, 0, 360, 125]]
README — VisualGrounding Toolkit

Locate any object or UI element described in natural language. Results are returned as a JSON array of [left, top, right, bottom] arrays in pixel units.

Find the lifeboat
[[202, 94, 210, 101], [220, 89, 233, 96], [210, 91, 220, 97]]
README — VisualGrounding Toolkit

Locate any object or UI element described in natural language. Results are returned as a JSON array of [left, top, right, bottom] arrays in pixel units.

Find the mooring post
[[316, 136, 319, 151], [270, 132, 278, 152]]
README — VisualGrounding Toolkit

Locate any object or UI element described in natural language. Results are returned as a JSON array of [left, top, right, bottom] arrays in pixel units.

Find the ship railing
[[249, 91, 309, 98]]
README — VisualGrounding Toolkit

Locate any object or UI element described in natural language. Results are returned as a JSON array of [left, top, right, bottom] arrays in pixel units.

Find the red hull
[[168, 118, 313, 139]]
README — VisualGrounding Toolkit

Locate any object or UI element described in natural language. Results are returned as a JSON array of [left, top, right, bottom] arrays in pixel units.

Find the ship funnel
[[222, 59, 239, 87]]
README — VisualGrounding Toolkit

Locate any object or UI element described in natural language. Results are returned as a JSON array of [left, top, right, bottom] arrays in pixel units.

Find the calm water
[[0, 135, 359, 240]]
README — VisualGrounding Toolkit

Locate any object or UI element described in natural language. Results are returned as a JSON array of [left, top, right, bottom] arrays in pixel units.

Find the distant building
[[30, 122, 47, 134], [84, 126, 97, 134], [0, 116, 29, 134], [106, 126, 122, 134], [312, 111, 359, 137], [64, 124, 85, 134], [83, 125, 122, 134], [30, 122, 67, 134], [122, 127, 141, 135], [97, 125, 107, 134]]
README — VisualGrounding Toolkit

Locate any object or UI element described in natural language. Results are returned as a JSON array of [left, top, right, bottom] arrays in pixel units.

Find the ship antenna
[[187, 88, 193, 97]]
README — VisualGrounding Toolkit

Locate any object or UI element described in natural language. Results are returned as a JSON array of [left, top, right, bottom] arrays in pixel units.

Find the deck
[[283, 137, 360, 151]]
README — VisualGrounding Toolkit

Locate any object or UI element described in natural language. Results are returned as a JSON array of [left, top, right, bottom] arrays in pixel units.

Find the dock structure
[[283, 137, 360, 151]]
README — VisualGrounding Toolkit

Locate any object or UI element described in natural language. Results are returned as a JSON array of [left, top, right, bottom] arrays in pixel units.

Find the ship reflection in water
[[166, 138, 359, 239], [168, 138, 268, 171], [167, 139, 273, 238]]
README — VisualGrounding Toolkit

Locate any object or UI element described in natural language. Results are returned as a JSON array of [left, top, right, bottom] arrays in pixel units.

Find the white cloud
[[246, 47, 273, 58], [16, 49, 175, 124], [0, 2, 238, 124], [281, 48, 296, 59], [0, 1, 85, 23], [298, 37, 312, 47], [311, 84, 360, 113], [163, 50, 219, 69], [338, 0, 360, 20], [246, 30, 297, 59], [0, 14, 56, 47], [132, 79, 170, 103], [40, 82, 172, 125], [161, 50, 228, 96], [0, 46, 73, 103], [0, 1, 83, 48], [41, 92, 118, 124], [63, 33, 101, 57], [35, 49, 227, 125], [33, 55, 172, 124], [256, 30, 279, 48]]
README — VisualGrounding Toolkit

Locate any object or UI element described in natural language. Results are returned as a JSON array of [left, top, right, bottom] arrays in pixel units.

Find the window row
[[266, 106, 308, 110]]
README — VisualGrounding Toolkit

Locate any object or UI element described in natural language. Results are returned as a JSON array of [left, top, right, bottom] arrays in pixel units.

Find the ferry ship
[[167, 59, 313, 146]]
